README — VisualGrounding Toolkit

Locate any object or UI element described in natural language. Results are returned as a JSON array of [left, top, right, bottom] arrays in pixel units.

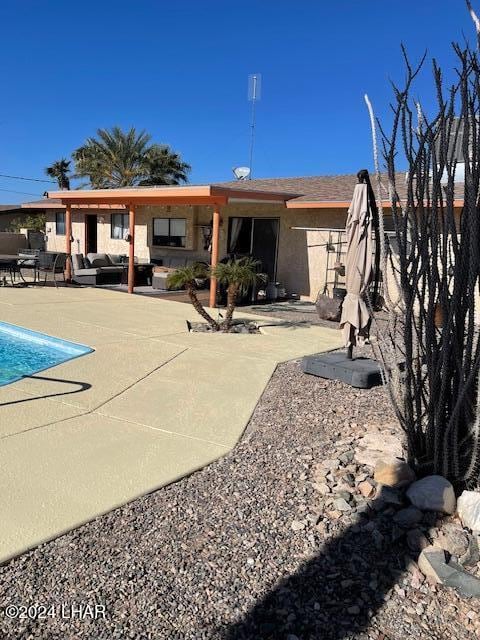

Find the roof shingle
[[215, 173, 404, 203]]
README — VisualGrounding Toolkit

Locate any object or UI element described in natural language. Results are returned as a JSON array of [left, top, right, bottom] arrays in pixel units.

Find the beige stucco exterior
[[45, 203, 359, 301], [42, 202, 473, 312]]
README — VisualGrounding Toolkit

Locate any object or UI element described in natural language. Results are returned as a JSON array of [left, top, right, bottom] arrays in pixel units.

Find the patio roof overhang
[[47, 184, 301, 302], [47, 185, 299, 207]]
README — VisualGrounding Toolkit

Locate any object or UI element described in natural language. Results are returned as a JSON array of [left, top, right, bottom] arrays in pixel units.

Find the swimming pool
[[0, 322, 93, 386]]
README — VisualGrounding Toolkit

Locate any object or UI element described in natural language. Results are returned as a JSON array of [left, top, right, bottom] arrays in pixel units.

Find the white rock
[[291, 520, 305, 532], [354, 430, 403, 467], [457, 491, 480, 531], [406, 475, 456, 514]]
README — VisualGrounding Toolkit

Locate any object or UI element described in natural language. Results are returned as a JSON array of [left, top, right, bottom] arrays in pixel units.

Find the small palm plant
[[211, 257, 266, 331], [167, 264, 220, 330]]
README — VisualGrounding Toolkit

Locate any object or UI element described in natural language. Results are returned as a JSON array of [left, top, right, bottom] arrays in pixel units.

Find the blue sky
[[0, 0, 477, 202]]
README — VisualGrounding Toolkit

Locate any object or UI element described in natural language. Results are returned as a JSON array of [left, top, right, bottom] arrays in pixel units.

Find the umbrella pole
[[347, 344, 353, 359]]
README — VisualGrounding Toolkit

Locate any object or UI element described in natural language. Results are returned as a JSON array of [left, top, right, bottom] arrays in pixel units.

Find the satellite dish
[[232, 166, 251, 180]]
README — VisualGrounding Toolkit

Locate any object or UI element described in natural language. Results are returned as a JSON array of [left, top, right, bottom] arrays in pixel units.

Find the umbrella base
[[302, 352, 382, 389]]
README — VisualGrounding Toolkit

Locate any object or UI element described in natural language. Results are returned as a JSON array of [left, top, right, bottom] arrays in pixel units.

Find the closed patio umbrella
[[340, 171, 375, 355]]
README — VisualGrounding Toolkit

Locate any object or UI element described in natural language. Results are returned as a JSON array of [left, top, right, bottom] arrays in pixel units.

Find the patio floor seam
[[1, 347, 190, 441], [149, 338, 283, 364], [91, 411, 231, 450]]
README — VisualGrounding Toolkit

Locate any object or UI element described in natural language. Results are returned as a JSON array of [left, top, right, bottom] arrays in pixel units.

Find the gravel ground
[[0, 353, 477, 639]]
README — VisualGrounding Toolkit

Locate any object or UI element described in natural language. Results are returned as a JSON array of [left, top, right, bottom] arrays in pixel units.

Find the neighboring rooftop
[[0, 204, 22, 212]]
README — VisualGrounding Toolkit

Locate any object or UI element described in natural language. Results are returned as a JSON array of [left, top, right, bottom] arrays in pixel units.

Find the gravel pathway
[[0, 356, 477, 639]]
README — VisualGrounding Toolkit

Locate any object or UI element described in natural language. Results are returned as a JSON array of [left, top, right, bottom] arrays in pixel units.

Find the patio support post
[[209, 204, 221, 308], [128, 203, 136, 294], [65, 203, 72, 282]]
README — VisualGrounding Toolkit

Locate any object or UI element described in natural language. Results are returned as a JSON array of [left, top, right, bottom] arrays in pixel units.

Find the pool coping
[[0, 320, 94, 387]]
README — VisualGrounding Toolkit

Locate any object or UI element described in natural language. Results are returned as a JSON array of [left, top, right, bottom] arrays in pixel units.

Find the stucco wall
[[44, 203, 396, 301]]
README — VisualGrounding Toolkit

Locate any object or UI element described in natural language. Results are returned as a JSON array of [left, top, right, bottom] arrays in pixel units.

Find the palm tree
[[73, 127, 151, 188], [45, 159, 71, 189], [72, 127, 190, 188], [167, 264, 220, 330], [211, 257, 266, 330], [139, 144, 190, 186]]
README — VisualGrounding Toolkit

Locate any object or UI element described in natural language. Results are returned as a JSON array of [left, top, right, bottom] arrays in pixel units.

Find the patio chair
[[37, 252, 68, 288], [17, 248, 40, 283]]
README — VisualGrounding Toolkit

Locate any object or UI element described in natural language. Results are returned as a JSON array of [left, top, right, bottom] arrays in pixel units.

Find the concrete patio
[[0, 286, 342, 563]]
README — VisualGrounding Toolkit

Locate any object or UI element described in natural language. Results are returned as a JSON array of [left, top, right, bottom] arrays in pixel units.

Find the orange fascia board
[[48, 186, 215, 201], [21, 201, 126, 210], [53, 196, 228, 207], [47, 185, 300, 206]]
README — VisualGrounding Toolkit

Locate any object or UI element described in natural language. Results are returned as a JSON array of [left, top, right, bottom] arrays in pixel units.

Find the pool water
[[0, 322, 93, 386]]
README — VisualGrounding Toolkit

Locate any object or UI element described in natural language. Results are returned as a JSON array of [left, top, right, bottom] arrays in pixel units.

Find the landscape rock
[[407, 528, 429, 552], [354, 430, 403, 467], [393, 506, 423, 528], [374, 459, 416, 488], [418, 546, 447, 583], [406, 475, 456, 514], [333, 497, 351, 512], [291, 520, 305, 532], [376, 485, 404, 506], [313, 482, 331, 495], [418, 546, 480, 598], [457, 491, 480, 531], [358, 479, 376, 498], [460, 533, 480, 568], [435, 523, 470, 558], [442, 561, 480, 599]]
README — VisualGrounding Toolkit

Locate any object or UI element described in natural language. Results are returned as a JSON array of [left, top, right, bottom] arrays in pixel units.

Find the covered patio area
[[47, 184, 298, 306]]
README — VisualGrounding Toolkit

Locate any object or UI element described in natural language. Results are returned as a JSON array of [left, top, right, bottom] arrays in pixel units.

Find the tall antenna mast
[[248, 73, 261, 179]]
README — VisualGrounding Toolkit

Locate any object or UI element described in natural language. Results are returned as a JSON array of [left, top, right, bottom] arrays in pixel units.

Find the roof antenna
[[248, 73, 261, 179]]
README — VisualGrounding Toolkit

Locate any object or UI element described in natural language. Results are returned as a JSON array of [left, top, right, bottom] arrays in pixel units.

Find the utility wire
[[0, 173, 56, 184], [0, 187, 43, 197]]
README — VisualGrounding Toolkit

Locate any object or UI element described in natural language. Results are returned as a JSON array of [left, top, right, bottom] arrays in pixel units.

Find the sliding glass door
[[227, 217, 279, 281]]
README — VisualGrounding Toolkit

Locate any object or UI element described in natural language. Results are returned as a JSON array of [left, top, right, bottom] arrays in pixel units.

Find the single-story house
[[0, 203, 49, 232], [44, 173, 463, 303]]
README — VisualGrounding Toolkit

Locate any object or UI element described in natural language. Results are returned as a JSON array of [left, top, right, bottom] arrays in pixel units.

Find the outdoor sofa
[[71, 253, 126, 285]]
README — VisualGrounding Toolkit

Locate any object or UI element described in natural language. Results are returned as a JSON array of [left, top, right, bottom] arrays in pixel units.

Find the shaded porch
[[47, 185, 297, 307]]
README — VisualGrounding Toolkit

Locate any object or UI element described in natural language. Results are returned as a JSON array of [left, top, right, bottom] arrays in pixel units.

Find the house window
[[153, 218, 186, 247], [111, 213, 129, 240], [228, 217, 253, 254], [56, 212, 65, 236]]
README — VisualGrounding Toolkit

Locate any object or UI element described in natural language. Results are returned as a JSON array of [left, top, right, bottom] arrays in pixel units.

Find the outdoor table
[[0, 254, 42, 286], [0, 254, 25, 286], [120, 262, 154, 287]]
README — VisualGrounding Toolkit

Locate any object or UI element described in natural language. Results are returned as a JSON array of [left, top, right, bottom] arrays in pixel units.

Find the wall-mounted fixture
[[201, 222, 212, 250], [196, 219, 223, 251]]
